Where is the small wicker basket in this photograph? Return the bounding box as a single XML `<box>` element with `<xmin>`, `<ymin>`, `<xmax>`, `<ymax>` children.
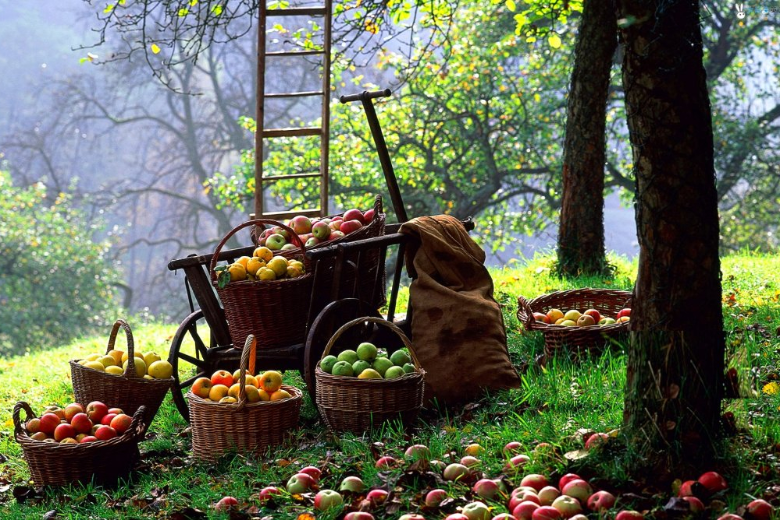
<box><xmin>517</xmin><ymin>288</ymin><xmax>632</xmax><ymax>354</ymax></box>
<box><xmin>187</xmin><ymin>335</ymin><xmax>303</xmax><ymax>462</ymax></box>
<box><xmin>14</xmin><ymin>402</ymin><xmax>147</xmax><ymax>487</ymax></box>
<box><xmin>315</xmin><ymin>317</ymin><xmax>425</xmax><ymax>434</ymax></box>
<box><xmin>210</xmin><ymin>219</ymin><xmax>313</xmax><ymax>350</ymax></box>
<box><xmin>70</xmin><ymin>319</ymin><xmax>172</xmax><ymax>426</ymax></box>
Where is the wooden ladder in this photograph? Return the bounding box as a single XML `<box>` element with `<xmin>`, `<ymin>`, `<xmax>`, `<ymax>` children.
<box><xmin>254</xmin><ymin>0</ymin><xmax>333</xmax><ymax>220</ymax></box>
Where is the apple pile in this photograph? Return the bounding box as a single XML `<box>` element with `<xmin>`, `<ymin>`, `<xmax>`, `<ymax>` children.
<box><xmin>319</xmin><ymin>343</ymin><xmax>417</xmax><ymax>379</ymax></box>
<box><xmin>533</xmin><ymin>307</ymin><xmax>631</xmax><ymax>327</ymax></box>
<box><xmin>23</xmin><ymin>401</ymin><xmax>135</xmax><ymax>444</ymax></box>
<box><xmin>218</xmin><ymin>246</ymin><xmax>305</xmax><ymax>285</ymax></box>
<box><xmin>190</xmin><ymin>369</ymin><xmax>294</xmax><ymax>404</ymax></box>
<box><xmin>76</xmin><ymin>349</ymin><xmax>173</xmax><ymax>379</ymax></box>
<box><xmin>257</xmin><ymin>207</ymin><xmax>377</xmax><ymax>251</ymax></box>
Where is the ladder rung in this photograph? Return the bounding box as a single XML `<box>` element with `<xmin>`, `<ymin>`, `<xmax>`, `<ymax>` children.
<box><xmin>267</xmin><ymin>7</ymin><xmax>326</xmax><ymax>17</ymax></box>
<box><xmin>266</xmin><ymin>50</ymin><xmax>325</xmax><ymax>57</ymax></box>
<box><xmin>252</xmin><ymin>209</ymin><xmax>322</xmax><ymax>220</ymax></box>
<box><xmin>262</xmin><ymin>172</ymin><xmax>321</xmax><ymax>181</ymax></box>
<box><xmin>265</xmin><ymin>91</ymin><xmax>324</xmax><ymax>99</ymax></box>
<box><xmin>263</xmin><ymin>127</ymin><xmax>322</xmax><ymax>138</ymax></box>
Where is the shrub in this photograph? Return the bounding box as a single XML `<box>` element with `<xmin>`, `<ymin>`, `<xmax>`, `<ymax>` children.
<box><xmin>0</xmin><ymin>170</ymin><xmax>122</xmax><ymax>354</ymax></box>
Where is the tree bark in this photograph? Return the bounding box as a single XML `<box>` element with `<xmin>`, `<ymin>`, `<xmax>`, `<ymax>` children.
<box><xmin>557</xmin><ymin>0</ymin><xmax>617</xmax><ymax>276</ymax></box>
<box><xmin>618</xmin><ymin>0</ymin><xmax>725</xmax><ymax>474</ymax></box>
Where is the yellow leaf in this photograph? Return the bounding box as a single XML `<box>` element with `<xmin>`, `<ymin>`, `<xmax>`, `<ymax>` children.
<box><xmin>763</xmin><ymin>382</ymin><xmax>780</xmax><ymax>395</ymax></box>
<box><xmin>151</xmin><ymin>43</ymin><xmax>161</xmax><ymax>54</ymax></box>
<box><xmin>548</xmin><ymin>33</ymin><xmax>562</xmax><ymax>49</ymax></box>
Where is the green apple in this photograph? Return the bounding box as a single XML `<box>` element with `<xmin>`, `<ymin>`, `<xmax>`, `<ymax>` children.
<box><xmin>352</xmin><ymin>360</ymin><xmax>371</xmax><ymax>375</ymax></box>
<box><xmin>599</xmin><ymin>317</ymin><xmax>616</xmax><ymax>325</ymax></box>
<box><xmin>384</xmin><ymin>366</ymin><xmax>405</xmax><ymax>379</ymax></box>
<box><xmin>389</xmin><ymin>349</ymin><xmax>411</xmax><ymax>367</ymax></box>
<box><xmin>320</xmin><ymin>355</ymin><xmax>338</xmax><ymax>373</ymax></box>
<box><xmin>356</xmin><ymin>342</ymin><xmax>378</xmax><ymax>361</ymax></box>
<box><xmin>337</xmin><ymin>349</ymin><xmax>359</xmax><ymax>364</ymax></box>
<box><xmin>561</xmin><ymin>319</ymin><xmax>577</xmax><ymax>327</ymax></box>
<box><xmin>372</xmin><ymin>357</ymin><xmax>394</xmax><ymax>377</ymax></box>
<box><xmin>402</xmin><ymin>363</ymin><xmax>416</xmax><ymax>374</ymax></box>
<box><xmin>332</xmin><ymin>361</ymin><xmax>354</xmax><ymax>377</ymax></box>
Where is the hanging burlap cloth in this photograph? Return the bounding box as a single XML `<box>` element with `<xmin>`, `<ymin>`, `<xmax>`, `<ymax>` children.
<box><xmin>399</xmin><ymin>215</ymin><xmax>521</xmax><ymax>405</ymax></box>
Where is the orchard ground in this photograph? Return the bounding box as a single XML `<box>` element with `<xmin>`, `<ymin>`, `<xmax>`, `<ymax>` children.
<box><xmin>0</xmin><ymin>252</ymin><xmax>778</xmax><ymax>519</ymax></box>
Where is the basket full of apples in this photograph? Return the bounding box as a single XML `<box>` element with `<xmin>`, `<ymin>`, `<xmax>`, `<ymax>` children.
<box><xmin>517</xmin><ymin>288</ymin><xmax>632</xmax><ymax>354</ymax></box>
<box><xmin>69</xmin><ymin>319</ymin><xmax>173</xmax><ymax>427</ymax></box>
<box><xmin>187</xmin><ymin>335</ymin><xmax>303</xmax><ymax>462</ymax></box>
<box><xmin>13</xmin><ymin>400</ymin><xmax>146</xmax><ymax>487</ymax></box>
<box><xmin>315</xmin><ymin>316</ymin><xmax>425</xmax><ymax>434</ymax></box>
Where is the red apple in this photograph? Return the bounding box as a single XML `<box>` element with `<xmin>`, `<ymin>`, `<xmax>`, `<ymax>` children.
<box><xmin>533</xmin><ymin>506</ymin><xmax>563</xmax><ymax>520</ymax></box>
<box><xmin>70</xmin><ymin>413</ymin><xmax>93</xmax><ymax>434</ymax></box>
<box><xmin>678</xmin><ymin>480</ymin><xmax>702</xmax><ymax>497</ymax></box>
<box><xmin>552</xmin><ymin>495</ymin><xmax>583</xmax><ymax>518</ymax></box>
<box><xmin>682</xmin><ymin>496</ymin><xmax>705</xmax><ymax>513</ymax></box>
<box><xmin>533</xmin><ymin>312</ymin><xmax>551</xmax><ymax>324</ymax></box>
<box><xmin>521</xmin><ymin>474</ymin><xmax>550</xmax><ymax>492</ymax></box>
<box><xmin>473</xmin><ymin>479</ymin><xmax>501</xmax><ymax>500</ymax></box>
<box><xmin>257</xmin><ymin>486</ymin><xmax>280</xmax><ymax>503</ymax></box>
<box><xmin>344</xmin><ymin>513</ymin><xmax>375</xmax><ymax>520</ymax></box>
<box><xmin>698</xmin><ymin>471</ymin><xmax>728</xmax><ymax>493</ymax></box>
<box><xmin>363</xmin><ymin>208</ymin><xmax>375</xmax><ymax>222</ymax></box>
<box><xmin>339</xmin><ymin>219</ymin><xmax>363</xmax><ymax>235</ymax></box>
<box><xmin>717</xmin><ymin>515</ymin><xmax>743</xmax><ymax>520</ymax></box>
<box><xmin>445</xmin><ymin>515</ymin><xmax>470</xmax><ymax>520</ymax></box>
<box><xmin>94</xmin><ymin>425</ymin><xmax>117</xmax><ymax>441</ymax></box>
<box><xmin>101</xmin><ymin>413</ymin><xmax>117</xmax><ymax>426</ymax></box>
<box><xmin>330</xmin><ymin>230</ymin><xmax>345</xmax><ymax>240</ymax></box>
<box><xmin>314</xmin><ymin>489</ymin><xmax>343</xmax><ymax>511</ymax></box>
<box><xmin>558</xmin><ymin>474</ymin><xmax>582</xmax><ymax>491</ymax></box>
<box><xmin>511</xmin><ymin>487</ymin><xmax>540</xmax><ymax>497</ymax></box>
<box><xmin>616</xmin><ymin>308</ymin><xmax>631</xmax><ymax>319</ymax></box>
<box><xmin>513</xmin><ymin>501</ymin><xmax>540</xmax><ymax>520</ymax></box>
<box><xmin>215</xmin><ymin>496</ymin><xmax>238</xmax><ymax>511</ymax></box>
<box><xmin>86</xmin><ymin>401</ymin><xmax>109</xmax><ymax>424</ymax></box>
<box><xmin>492</xmin><ymin>515</ymin><xmax>514</xmax><ymax>520</ymax></box>
<box><xmin>405</xmin><ymin>444</ymin><xmax>431</xmax><ymax>460</ymax></box>
<box><xmin>537</xmin><ymin>486</ymin><xmax>560</xmax><ymax>506</ymax></box>
<box><xmin>398</xmin><ymin>515</ymin><xmax>426</xmax><ymax>520</ymax></box>
<box><xmin>375</xmin><ymin>455</ymin><xmax>397</xmax><ymax>469</ymax></box>
<box><xmin>443</xmin><ymin>463</ymin><xmax>471</xmax><ymax>481</ymax></box>
<box><xmin>569</xmin><ymin>516</ymin><xmax>589</xmax><ymax>520</ymax></box>
<box><xmin>109</xmin><ymin>414</ymin><xmax>133</xmax><ymax>435</ymax></box>
<box><xmin>425</xmin><ymin>488</ymin><xmax>448</xmax><ymax>507</ymax></box>
<box><xmin>503</xmin><ymin>441</ymin><xmax>523</xmax><ymax>454</ymax></box>
<box><xmin>584</xmin><ymin>432</ymin><xmax>609</xmax><ymax>449</ymax></box>
<box><xmin>615</xmin><ymin>511</ymin><xmax>644</xmax><ymax>520</ymax></box>
<box><xmin>343</xmin><ymin>209</ymin><xmax>365</xmax><ymax>224</ymax></box>
<box><xmin>38</xmin><ymin>413</ymin><xmax>61</xmax><ymax>435</ymax></box>
<box><xmin>299</xmin><ymin>465</ymin><xmax>322</xmax><ymax>483</ymax></box>
<box><xmin>287</xmin><ymin>472</ymin><xmax>316</xmax><ymax>494</ymax></box>
<box><xmin>366</xmin><ymin>489</ymin><xmax>389</xmax><ymax>506</ymax></box>
<box><xmin>311</xmin><ymin>221</ymin><xmax>331</xmax><ymax>241</ymax></box>
<box><xmin>562</xmin><ymin>480</ymin><xmax>592</xmax><ymax>503</ymax></box>
<box><xmin>583</xmin><ymin>309</ymin><xmax>602</xmax><ymax>323</ymax></box>
<box><xmin>53</xmin><ymin>423</ymin><xmax>76</xmax><ymax>442</ymax></box>
<box><xmin>587</xmin><ymin>491</ymin><xmax>616</xmax><ymax>511</ymax></box>
<box><xmin>290</xmin><ymin>215</ymin><xmax>312</xmax><ymax>234</ymax></box>
<box><xmin>63</xmin><ymin>403</ymin><xmax>84</xmax><ymax>422</ymax></box>
<box><xmin>108</xmin><ymin>407</ymin><xmax>124</xmax><ymax>415</ymax></box>
<box><xmin>462</xmin><ymin>501</ymin><xmax>491</xmax><ymax>520</ymax></box>
<box><xmin>746</xmin><ymin>499</ymin><xmax>773</xmax><ymax>520</ymax></box>
<box><xmin>339</xmin><ymin>475</ymin><xmax>366</xmax><ymax>493</ymax></box>
<box><xmin>504</xmin><ymin>454</ymin><xmax>531</xmax><ymax>472</ymax></box>
<box><xmin>460</xmin><ymin>455</ymin><xmax>480</xmax><ymax>468</ymax></box>
<box><xmin>79</xmin><ymin>435</ymin><xmax>98</xmax><ymax>443</ymax></box>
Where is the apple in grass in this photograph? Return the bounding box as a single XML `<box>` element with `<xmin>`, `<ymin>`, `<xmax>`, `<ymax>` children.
<box><xmin>257</xmin><ymin>486</ymin><xmax>280</xmax><ymax>503</ymax></box>
<box><xmin>339</xmin><ymin>475</ymin><xmax>366</xmax><ymax>493</ymax></box>
<box><xmin>344</xmin><ymin>512</ymin><xmax>375</xmax><ymax>520</ymax></box>
<box><xmin>314</xmin><ymin>489</ymin><xmax>343</xmax><ymax>511</ymax></box>
<box><xmin>504</xmin><ymin>454</ymin><xmax>531</xmax><ymax>473</ymax></box>
<box><xmin>425</xmin><ymin>489</ymin><xmax>448</xmax><ymax>507</ymax></box>
<box><xmin>405</xmin><ymin>444</ymin><xmax>431</xmax><ymax>461</ymax></box>
<box><xmin>746</xmin><ymin>499</ymin><xmax>773</xmax><ymax>520</ymax></box>
<box><xmin>473</xmin><ymin>479</ymin><xmax>502</xmax><ymax>500</ymax></box>
<box><xmin>682</xmin><ymin>496</ymin><xmax>705</xmax><ymax>513</ymax></box>
<box><xmin>503</xmin><ymin>441</ymin><xmax>523</xmax><ymax>454</ymax></box>
<box><xmin>462</xmin><ymin>501</ymin><xmax>491</xmax><ymax>520</ymax></box>
<box><xmin>366</xmin><ymin>489</ymin><xmax>389</xmax><ymax>506</ymax></box>
<box><xmin>460</xmin><ymin>455</ymin><xmax>481</xmax><ymax>468</ymax></box>
<box><xmin>492</xmin><ymin>515</ymin><xmax>515</xmax><ymax>520</ymax></box>
<box><xmin>558</xmin><ymin>474</ymin><xmax>582</xmax><ymax>490</ymax></box>
<box><xmin>214</xmin><ymin>496</ymin><xmax>238</xmax><ymax>511</ymax></box>
<box><xmin>521</xmin><ymin>474</ymin><xmax>550</xmax><ymax>492</ymax></box>
<box><xmin>551</xmin><ymin>495</ymin><xmax>583</xmax><ymax>518</ymax></box>
<box><xmin>615</xmin><ymin>511</ymin><xmax>645</xmax><ymax>520</ymax></box>
<box><xmin>538</xmin><ymin>486</ymin><xmax>561</xmax><ymax>506</ymax></box>
<box><xmin>584</xmin><ymin>432</ymin><xmax>609</xmax><ymax>449</ymax></box>
<box><xmin>445</xmin><ymin>515</ymin><xmax>470</xmax><ymax>520</ymax></box>
<box><xmin>287</xmin><ymin>472</ymin><xmax>316</xmax><ymax>494</ymax></box>
<box><xmin>398</xmin><ymin>515</ymin><xmax>426</xmax><ymax>520</ymax></box>
<box><xmin>561</xmin><ymin>480</ymin><xmax>592</xmax><ymax>504</ymax></box>
<box><xmin>513</xmin><ymin>501</ymin><xmax>541</xmax><ymax>520</ymax></box>
<box><xmin>298</xmin><ymin>465</ymin><xmax>322</xmax><ymax>483</ymax></box>
<box><xmin>587</xmin><ymin>490</ymin><xmax>616</xmax><ymax>511</ymax></box>
<box><xmin>533</xmin><ymin>506</ymin><xmax>563</xmax><ymax>520</ymax></box>
<box><xmin>443</xmin><ymin>463</ymin><xmax>471</xmax><ymax>481</ymax></box>
<box><xmin>698</xmin><ymin>471</ymin><xmax>728</xmax><ymax>493</ymax></box>
<box><xmin>375</xmin><ymin>455</ymin><xmax>397</xmax><ymax>469</ymax></box>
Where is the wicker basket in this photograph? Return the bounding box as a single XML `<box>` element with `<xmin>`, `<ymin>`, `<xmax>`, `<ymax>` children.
<box><xmin>315</xmin><ymin>317</ymin><xmax>425</xmax><ymax>434</ymax></box>
<box><xmin>14</xmin><ymin>401</ymin><xmax>147</xmax><ymax>487</ymax></box>
<box><xmin>70</xmin><ymin>319</ymin><xmax>172</xmax><ymax>426</ymax></box>
<box><xmin>187</xmin><ymin>335</ymin><xmax>303</xmax><ymax>462</ymax></box>
<box><xmin>517</xmin><ymin>288</ymin><xmax>632</xmax><ymax>354</ymax></box>
<box><xmin>210</xmin><ymin>219</ymin><xmax>313</xmax><ymax>350</ymax></box>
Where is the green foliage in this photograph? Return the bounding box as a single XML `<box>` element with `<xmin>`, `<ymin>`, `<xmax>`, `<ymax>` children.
<box><xmin>0</xmin><ymin>170</ymin><xmax>122</xmax><ymax>355</ymax></box>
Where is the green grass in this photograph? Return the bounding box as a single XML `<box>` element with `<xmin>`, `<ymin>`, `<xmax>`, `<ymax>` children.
<box><xmin>0</xmin><ymin>252</ymin><xmax>778</xmax><ymax>519</ymax></box>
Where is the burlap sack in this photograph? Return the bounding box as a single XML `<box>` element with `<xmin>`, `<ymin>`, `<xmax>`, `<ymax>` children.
<box><xmin>399</xmin><ymin>215</ymin><xmax>521</xmax><ymax>405</ymax></box>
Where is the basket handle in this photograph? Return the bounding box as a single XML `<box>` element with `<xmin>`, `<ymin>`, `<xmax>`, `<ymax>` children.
<box><xmin>517</xmin><ymin>295</ymin><xmax>537</xmax><ymax>330</ymax></box>
<box><xmin>236</xmin><ymin>335</ymin><xmax>257</xmax><ymax>410</ymax></box>
<box><xmin>370</xmin><ymin>194</ymin><xmax>383</xmax><ymax>219</ymax></box>
<box><xmin>127</xmin><ymin>404</ymin><xmax>148</xmax><ymax>437</ymax></box>
<box><xmin>321</xmin><ymin>316</ymin><xmax>422</xmax><ymax>370</ymax></box>
<box><xmin>12</xmin><ymin>401</ymin><xmax>35</xmax><ymax>437</ymax></box>
<box><xmin>209</xmin><ymin>219</ymin><xmax>306</xmax><ymax>282</ymax></box>
<box><xmin>104</xmin><ymin>319</ymin><xmax>138</xmax><ymax>378</ymax></box>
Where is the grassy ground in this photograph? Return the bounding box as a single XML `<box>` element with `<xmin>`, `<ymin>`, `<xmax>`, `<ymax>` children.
<box><xmin>0</xmin><ymin>252</ymin><xmax>778</xmax><ymax>519</ymax></box>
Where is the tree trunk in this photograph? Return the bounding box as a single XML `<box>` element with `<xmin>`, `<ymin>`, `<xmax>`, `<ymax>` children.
<box><xmin>618</xmin><ymin>0</ymin><xmax>725</xmax><ymax>475</ymax></box>
<box><xmin>556</xmin><ymin>0</ymin><xmax>617</xmax><ymax>276</ymax></box>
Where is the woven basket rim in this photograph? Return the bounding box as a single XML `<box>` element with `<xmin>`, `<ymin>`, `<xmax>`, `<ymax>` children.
<box><xmin>518</xmin><ymin>288</ymin><xmax>632</xmax><ymax>333</ymax></box>
<box><xmin>315</xmin><ymin>365</ymin><xmax>425</xmax><ymax>385</ymax></box>
<box><xmin>186</xmin><ymin>383</ymin><xmax>303</xmax><ymax>409</ymax></box>
<box><xmin>68</xmin><ymin>359</ymin><xmax>174</xmax><ymax>386</ymax></box>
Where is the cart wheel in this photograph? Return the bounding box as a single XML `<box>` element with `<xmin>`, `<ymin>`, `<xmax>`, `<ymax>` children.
<box><xmin>303</xmin><ymin>298</ymin><xmax>382</xmax><ymax>399</ymax></box>
<box><xmin>168</xmin><ymin>309</ymin><xmax>220</xmax><ymax>421</ymax></box>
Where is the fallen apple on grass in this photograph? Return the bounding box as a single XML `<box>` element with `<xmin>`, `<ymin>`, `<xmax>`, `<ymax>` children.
<box><xmin>375</xmin><ymin>455</ymin><xmax>397</xmax><ymax>469</ymax></box>
<box><xmin>521</xmin><ymin>474</ymin><xmax>550</xmax><ymax>492</ymax></box>
<box><xmin>214</xmin><ymin>496</ymin><xmax>238</xmax><ymax>511</ymax></box>
<box><xmin>257</xmin><ymin>486</ymin><xmax>280</xmax><ymax>503</ymax></box>
<box><xmin>286</xmin><ymin>472</ymin><xmax>316</xmax><ymax>494</ymax></box>
<box><xmin>339</xmin><ymin>475</ymin><xmax>366</xmax><ymax>493</ymax></box>
<box><xmin>698</xmin><ymin>471</ymin><xmax>728</xmax><ymax>493</ymax></box>
<box><xmin>512</xmin><ymin>501</ymin><xmax>541</xmax><ymax>520</ymax></box>
<box><xmin>561</xmin><ymin>479</ymin><xmax>592</xmax><ymax>503</ymax></box>
<box><xmin>425</xmin><ymin>489</ymin><xmax>448</xmax><ymax>507</ymax></box>
<box><xmin>443</xmin><ymin>463</ymin><xmax>471</xmax><ymax>481</ymax></box>
<box><xmin>615</xmin><ymin>511</ymin><xmax>645</xmax><ymax>520</ymax></box>
<box><xmin>552</xmin><ymin>495</ymin><xmax>583</xmax><ymax>518</ymax></box>
<box><xmin>314</xmin><ymin>489</ymin><xmax>343</xmax><ymax>511</ymax></box>
<box><xmin>538</xmin><ymin>486</ymin><xmax>561</xmax><ymax>506</ymax></box>
<box><xmin>473</xmin><ymin>478</ymin><xmax>502</xmax><ymax>500</ymax></box>
<box><xmin>533</xmin><ymin>505</ymin><xmax>563</xmax><ymax>520</ymax></box>
<box><xmin>462</xmin><ymin>501</ymin><xmax>491</xmax><ymax>520</ymax></box>
<box><xmin>504</xmin><ymin>454</ymin><xmax>531</xmax><ymax>473</ymax></box>
<box><xmin>587</xmin><ymin>490</ymin><xmax>616</xmax><ymax>511</ymax></box>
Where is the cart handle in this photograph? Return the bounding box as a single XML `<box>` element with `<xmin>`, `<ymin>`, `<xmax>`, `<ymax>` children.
<box><xmin>339</xmin><ymin>89</ymin><xmax>391</xmax><ymax>104</ymax></box>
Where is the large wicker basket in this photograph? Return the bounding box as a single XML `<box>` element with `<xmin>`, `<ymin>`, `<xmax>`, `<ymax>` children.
<box><xmin>187</xmin><ymin>335</ymin><xmax>303</xmax><ymax>462</ymax></box>
<box><xmin>70</xmin><ymin>319</ymin><xmax>172</xmax><ymax>426</ymax></box>
<box><xmin>210</xmin><ymin>219</ymin><xmax>313</xmax><ymax>350</ymax></box>
<box><xmin>14</xmin><ymin>402</ymin><xmax>147</xmax><ymax>487</ymax></box>
<box><xmin>517</xmin><ymin>288</ymin><xmax>632</xmax><ymax>354</ymax></box>
<box><xmin>315</xmin><ymin>317</ymin><xmax>425</xmax><ymax>434</ymax></box>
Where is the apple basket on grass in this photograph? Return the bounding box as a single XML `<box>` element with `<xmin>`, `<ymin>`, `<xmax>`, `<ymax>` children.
<box><xmin>210</xmin><ymin>219</ymin><xmax>313</xmax><ymax>351</ymax></box>
<box><xmin>315</xmin><ymin>317</ymin><xmax>425</xmax><ymax>434</ymax></box>
<box><xmin>517</xmin><ymin>288</ymin><xmax>632</xmax><ymax>355</ymax></box>
<box><xmin>187</xmin><ymin>334</ymin><xmax>303</xmax><ymax>463</ymax></box>
<box><xmin>13</xmin><ymin>402</ymin><xmax>147</xmax><ymax>487</ymax></box>
<box><xmin>69</xmin><ymin>319</ymin><xmax>172</xmax><ymax>427</ymax></box>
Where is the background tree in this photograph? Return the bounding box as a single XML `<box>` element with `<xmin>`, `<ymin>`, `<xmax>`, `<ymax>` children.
<box><xmin>556</xmin><ymin>0</ymin><xmax>617</xmax><ymax>276</ymax></box>
<box><xmin>617</xmin><ymin>0</ymin><xmax>725</xmax><ymax>473</ymax></box>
